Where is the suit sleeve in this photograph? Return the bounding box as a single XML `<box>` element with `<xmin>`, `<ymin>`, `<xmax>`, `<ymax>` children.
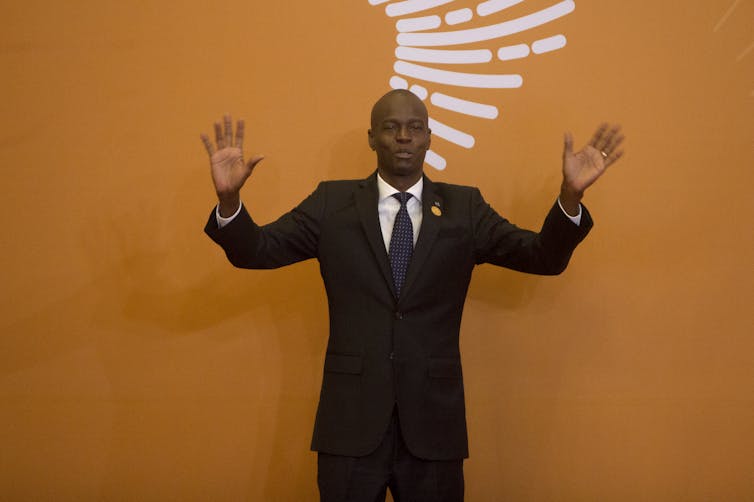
<box><xmin>204</xmin><ymin>183</ymin><xmax>325</xmax><ymax>269</ymax></box>
<box><xmin>471</xmin><ymin>188</ymin><xmax>593</xmax><ymax>275</ymax></box>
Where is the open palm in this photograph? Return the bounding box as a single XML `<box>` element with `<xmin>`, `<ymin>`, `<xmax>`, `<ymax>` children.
<box><xmin>562</xmin><ymin>123</ymin><xmax>624</xmax><ymax>195</ymax></box>
<box><xmin>200</xmin><ymin>115</ymin><xmax>264</xmax><ymax>199</ymax></box>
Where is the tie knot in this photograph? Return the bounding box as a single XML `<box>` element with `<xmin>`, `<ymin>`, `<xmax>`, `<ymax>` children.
<box><xmin>392</xmin><ymin>192</ymin><xmax>412</xmax><ymax>206</ymax></box>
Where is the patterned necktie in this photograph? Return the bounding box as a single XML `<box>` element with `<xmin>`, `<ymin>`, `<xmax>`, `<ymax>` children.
<box><xmin>389</xmin><ymin>192</ymin><xmax>413</xmax><ymax>296</ymax></box>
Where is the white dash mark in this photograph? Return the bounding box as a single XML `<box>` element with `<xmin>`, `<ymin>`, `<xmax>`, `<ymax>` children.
<box><xmin>386</xmin><ymin>0</ymin><xmax>456</xmax><ymax>17</ymax></box>
<box><xmin>429</xmin><ymin>117</ymin><xmax>475</xmax><ymax>148</ymax></box>
<box><xmin>425</xmin><ymin>149</ymin><xmax>447</xmax><ymax>170</ymax></box>
<box><xmin>713</xmin><ymin>0</ymin><xmax>742</xmax><ymax>33</ymax></box>
<box><xmin>445</xmin><ymin>8</ymin><xmax>473</xmax><ymax>25</ymax></box>
<box><xmin>390</xmin><ymin>76</ymin><xmax>409</xmax><ymax>89</ymax></box>
<box><xmin>531</xmin><ymin>34</ymin><xmax>566</xmax><ymax>54</ymax></box>
<box><xmin>410</xmin><ymin>85</ymin><xmax>429</xmax><ymax>100</ymax></box>
<box><xmin>397</xmin><ymin>0</ymin><xmax>575</xmax><ymax>47</ymax></box>
<box><xmin>396</xmin><ymin>46</ymin><xmax>492</xmax><ymax>64</ymax></box>
<box><xmin>395</xmin><ymin>61</ymin><xmax>523</xmax><ymax>88</ymax></box>
<box><xmin>431</xmin><ymin>92</ymin><xmax>499</xmax><ymax>119</ymax></box>
<box><xmin>736</xmin><ymin>41</ymin><xmax>754</xmax><ymax>62</ymax></box>
<box><xmin>369</xmin><ymin>0</ymin><xmax>391</xmax><ymax>4</ymax></box>
<box><xmin>497</xmin><ymin>43</ymin><xmax>530</xmax><ymax>60</ymax></box>
<box><xmin>477</xmin><ymin>0</ymin><xmax>524</xmax><ymax>17</ymax></box>
<box><xmin>397</xmin><ymin>15</ymin><xmax>442</xmax><ymax>32</ymax></box>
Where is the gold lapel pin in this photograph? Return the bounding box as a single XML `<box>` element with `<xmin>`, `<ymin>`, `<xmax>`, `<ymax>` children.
<box><xmin>431</xmin><ymin>203</ymin><xmax>442</xmax><ymax>217</ymax></box>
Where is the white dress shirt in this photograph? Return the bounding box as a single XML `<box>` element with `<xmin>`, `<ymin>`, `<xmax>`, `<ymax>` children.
<box><xmin>376</xmin><ymin>173</ymin><xmax>423</xmax><ymax>251</ymax></box>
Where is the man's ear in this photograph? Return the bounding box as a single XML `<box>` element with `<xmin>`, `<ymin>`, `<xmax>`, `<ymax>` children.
<box><xmin>427</xmin><ymin>128</ymin><xmax>431</xmax><ymax>150</ymax></box>
<box><xmin>367</xmin><ymin>129</ymin><xmax>375</xmax><ymax>150</ymax></box>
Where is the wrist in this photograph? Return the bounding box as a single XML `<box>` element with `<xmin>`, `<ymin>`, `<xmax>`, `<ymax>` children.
<box><xmin>217</xmin><ymin>191</ymin><xmax>241</xmax><ymax>218</ymax></box>
<box><xmin>559</xmin><ymin>184</ymin><xmax>583</xmax><ymax>217</ymax></box>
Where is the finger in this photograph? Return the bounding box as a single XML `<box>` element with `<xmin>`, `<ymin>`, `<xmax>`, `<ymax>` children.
<box><xmin>563</xmin><ymin>132</ymin><xmax>574</xmax><ymax>157</ymax></box>
<box><xmin>246</xmin><ymin>155</ymin><xmax>265</xmax><ymax>174</ymax></box>
<box><xmin>235</xmin><ymin>119</ymin><xmax>245</xmax><ymax>150</ymax></box>
<box><xmin>214</xmin><ymin>122</ymin><xmax>225</xmax><ymax>149</ymax></box>
<box><xmin>200</xmin><ymin>133</ymin><xmax>215</xmax><ymax>156</ymax></box>
<box><xmin>224</xmin><ymin>115</ymin><xmax>233</xmax><ymax>148</ymax></box>
<box><xmin>604</xmin><ymin>132</ymin><xmax>625</xmax><ymax>155</ymax></box>
<box><xmin>599</xmin><ymin>125</ymin><xmax>620</xmax><ymax>152</ymax></box>
<box><xmin>605</xmin><ymin>149</ymin><xmax>624</xmax><ymax>168</ymax></box>
<box><xmin>589</xmin><ymin>123</ymin><xmax>609</xmax><ymax>149</ymax></box>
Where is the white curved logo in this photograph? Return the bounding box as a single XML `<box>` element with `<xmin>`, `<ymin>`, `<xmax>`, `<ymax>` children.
<box><xmin>369</xmin><ymin>0</ymin><xmax>576</xmax><ymax>170</ymax></box>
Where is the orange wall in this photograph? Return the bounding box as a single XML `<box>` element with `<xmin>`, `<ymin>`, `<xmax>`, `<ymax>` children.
<box><xmin>1</xmin><ymin>0</ymin><xmax>752</xmax><ymax>499</ymax></box>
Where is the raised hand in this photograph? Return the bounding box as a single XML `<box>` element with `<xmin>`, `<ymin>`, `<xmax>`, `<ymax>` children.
<box><xmin>561</xmin><ymin>123</ymin><xmax>625</xmax><ymax>198</ymax></box>
<box><xmin>200</xmin><ymin>115</ymin><xmax>264</xmax><ymax>216</ymax></box>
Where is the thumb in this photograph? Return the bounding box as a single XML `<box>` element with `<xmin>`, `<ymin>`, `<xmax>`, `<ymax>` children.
<box><xmin>246</xmin><ymin>155</ymin><xmax>265</xmax><ymax>173</ymax></box>
<box><xmin>563</xmin><ymin>132</ymin><xmax>574</xmax><ymax>158</ymax></box>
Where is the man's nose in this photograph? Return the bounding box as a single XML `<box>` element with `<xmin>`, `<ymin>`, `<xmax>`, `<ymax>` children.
<box><xmin>396</xmin><ymin>125</ymin><xmax>411</xmax><ymax>142</ymax></box>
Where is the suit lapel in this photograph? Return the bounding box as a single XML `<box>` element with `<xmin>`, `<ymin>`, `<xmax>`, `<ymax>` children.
<box><xmin>354</xmin><ymin>173</ymin><xmax>395</xmax><ymax>297</ymax></box>
<box><xmin>401</xmin><ymin>175</ymin><xmax>442</xmax><ymax>300</ymax></box>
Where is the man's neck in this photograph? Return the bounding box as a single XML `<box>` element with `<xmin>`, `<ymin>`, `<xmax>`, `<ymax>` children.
<box><xmin>377</xmin><ymin>170</ymin><xmax>423</xmax><ymax>192</ymax></box>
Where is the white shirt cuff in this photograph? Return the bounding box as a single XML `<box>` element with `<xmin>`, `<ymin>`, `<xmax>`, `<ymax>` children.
<box><xmin>557</xmin><ymin>197</ymin><xmax>582</xmax><ymax>226</ymax></box>
<box><xmin>215</xmin><ymin>201</ymin><xmax>243</xmax><ymax>228</ymax></box>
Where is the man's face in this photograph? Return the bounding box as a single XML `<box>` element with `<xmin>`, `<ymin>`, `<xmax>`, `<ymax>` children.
<box><xmin>368</xmin><ymin>91</ymin><xmax>431</xmax><ymax>185</ymax></box>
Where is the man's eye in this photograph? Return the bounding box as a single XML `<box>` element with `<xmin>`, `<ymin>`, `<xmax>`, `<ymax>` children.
<box><xmin>410</xmin><ymin>124</ymin><xmax>424</xmax><ymax>131</ymax></box>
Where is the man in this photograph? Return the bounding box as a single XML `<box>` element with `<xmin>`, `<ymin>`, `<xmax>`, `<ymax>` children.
<box><xmin>201</xmin><ymin>89</ymin><xmax>624</xmax><ymax>501</ymax></box>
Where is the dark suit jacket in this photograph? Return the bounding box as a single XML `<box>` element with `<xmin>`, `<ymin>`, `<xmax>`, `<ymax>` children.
<box><xmin>205</xmin><ymin>172</ymin><xmax>592</xmax><ymax>460</ymax></box>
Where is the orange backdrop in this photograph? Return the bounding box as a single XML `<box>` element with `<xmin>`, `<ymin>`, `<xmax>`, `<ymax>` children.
<box><xmin>1</xmin><ymin>0</ymin><xmax>753</xmax><ymax>500</ymax></box>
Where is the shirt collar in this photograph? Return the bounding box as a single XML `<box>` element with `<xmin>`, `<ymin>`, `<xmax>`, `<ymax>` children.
<box><xmin>376</xmin><ymin>172</ymin><xmax>423</xmax><ymax>203</ymax></box>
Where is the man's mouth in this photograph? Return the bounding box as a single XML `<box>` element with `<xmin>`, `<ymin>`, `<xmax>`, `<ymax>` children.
<box><xmin>395</xmin><ymin>151</ymin><xmax>413</xmax><ymax>159</ymax></box>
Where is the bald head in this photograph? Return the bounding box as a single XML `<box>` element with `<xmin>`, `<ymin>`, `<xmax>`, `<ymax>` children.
<box><xmin>370</xmin><ymin>89</ymin><xmax>428</xmax><ymax>130</ymax></box>
<box><xmin>368</xmin><ymin>89</ymin><xmax>431</xmax><ymax>191</ymax></box>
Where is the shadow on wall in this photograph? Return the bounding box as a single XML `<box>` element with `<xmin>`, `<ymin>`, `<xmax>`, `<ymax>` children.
<box><xmin>0</xmin><ymin>200</ymin><xmax>328</xmax><ymax>374</ymax></box>
<box><xmin>0</xmin><ymin>203</ymin><xmax>328</xmax><ymax>498</ymax></box>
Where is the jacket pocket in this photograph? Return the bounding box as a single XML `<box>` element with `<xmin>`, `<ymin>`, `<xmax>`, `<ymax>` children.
<box><xmin>324</xmin><ymin>353</ymin><xmax>363</xmax><ymax>375</ymax></box>
<box><xmin>428</xmin><ymin>357</ymin><xmax>462</xmax><ymax>378</ymax></box>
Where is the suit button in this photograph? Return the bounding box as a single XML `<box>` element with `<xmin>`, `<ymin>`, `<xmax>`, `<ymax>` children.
<box><xmin>389</xmin><ymin>352</ymin><xmax>394</xmax><ymax>360</ymax></box>
<box><xmin>395</xmin><ymin>311</ymin><xmax>403</xmax><ymax>320</ymax></box>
